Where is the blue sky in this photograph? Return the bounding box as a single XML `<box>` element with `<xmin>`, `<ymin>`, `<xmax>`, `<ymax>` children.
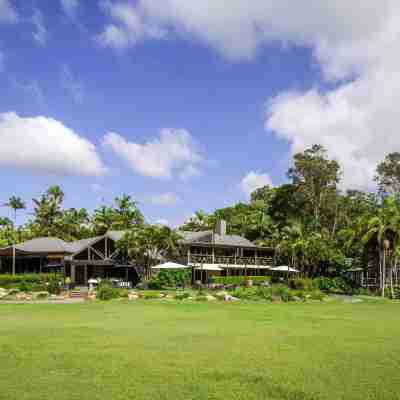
<box><xmin>0</xmin><ymin>1</ymin><xmax>398</xmax><ymax>226</ymax></box>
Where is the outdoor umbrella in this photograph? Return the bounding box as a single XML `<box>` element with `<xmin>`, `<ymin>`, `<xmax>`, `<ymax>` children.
<box><xmin>151</xmin><ymin>262</ymin><xmax>190</xmax><ymax>270</ymax></box>
<box><xmin>270</xmin><ymin>266</ymin><xmax>299</xmax><ymax>273</ymax></box>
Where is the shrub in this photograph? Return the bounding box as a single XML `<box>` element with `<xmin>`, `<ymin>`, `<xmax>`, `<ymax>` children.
<box><xmin>0</xmin><ymin>273</ymin><xmax>52</xmax><ymax>288</ymax></box>
<box><xmin>255</xmin><ymin>286</ymin><xmax>273</xmax><ymax>301</ymax></box>
<box><xmin>35</xmin><ymin>291</ymin><xmax>49</xmax><ymax>300</ymax></box>
<box><xmin>97</xmin><ymin>281</ymin><xmax>119</xmax><ymax>301</ymax></box>
<box><xmin>117</xmin><ymin>289</ymin><xmax>130</xmax><ymax>298</ymax></box>
<box><xmin>273</xmin><ymin>286</ymin><xmax>292</xmax><ymax>302</ymax></box>
<box><xmin>230</xmin><ymin>287</ymin><xmax>259</xmax><ymax>300</ymax></box>
<box><xmin>292</xmin><ymin>290</ymin><xmax>307</xmax><ymax>301</ymax></box>
<box><xmin>8</xmin><ymin>288</ymin><xmax>20</xmax><ymax>296</ymax></box>
<box><xmin>142</xmin><ymin>291</ymin><xmax>160</xmax><ymax>300</ymax></box>
<box><xmin>175</xmin><ymin>292</ymin><xmax>191</xmax><ymax>300</ymax></box>
<box><xmin>313</xmin><ymin>276</ymin><xmax>352</xmax><ymax>294</ymax></box>
<box><xmin>47</xmin><ymin>278</ymin><xmax>61</xmax><ymax>295</ymax></box>
<box><xmin>213</xmin><ymin>276</ymin><xmax>271</xmax><ymax>286</ymax></box>
<box><xmin>148</xmin><ymin>269</ymin><xmax>192</xmax><ymax>289</ymax></box>
<box><xmin>18</xmin><ymin>281</ymin><xmax>31</xmax><ymax>292</ymax></box>
<box><xmin>309</xmin><ymin>290</ymin><xmax>325</xmax><ymax>301</ymax></box>
<box><xmin>289</xmin><ymin>278</ymin><xmax>313</xmax><ymax>291</ymax></box>
<box><xmin>195</xmin><ymin>295</ymin><xmax>208</xmax><ymax>301</ymax></box>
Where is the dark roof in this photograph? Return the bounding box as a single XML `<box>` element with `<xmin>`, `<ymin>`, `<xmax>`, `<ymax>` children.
<box><xmin>179</xmin><ymin>230</ymin><xmax>257</xmax><ymax>248</ymax></box>
<box><xmin>0</xmin><ymin>231</ymin><xmax>127</xmax><ymax>256</ymax></box>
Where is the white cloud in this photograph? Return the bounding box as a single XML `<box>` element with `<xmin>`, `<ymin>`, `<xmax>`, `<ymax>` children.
<box><xmin>60</xmin><ymin>0</ymin><xmax>79</xmax><ymax>19</ymax></box>
<box><xmin>149</xmin><ymin>193</ymin><xmax>180</xmax><ymax>206</ymax></box>
<box><xmin>32</xmin><ymin>9</ymin><xmax>47</xmax><ymax>46</ymax></box>
<box><xmin>0</xmin><ymin>0</ymin><xmax>17</xmax><ymax>23</ymax></box>
<box><xmin>97</xmin><ymin>0</ymin><xmax>166</xmax><ymax>49</ymax></box>
<box><xmin>0</xmin><ymin>112</ymin><xmax>107</xmax><ymax>176</ymax></box>
<box><xmin>154</xmin><ymin>219</ymin><xmax>170</xmax><ymax>226</ymax></box>
<box><xmin>61</xmin><ymin>65</ymin><xmax>84</xmax><ymax>104</ymax></box>
<box><xmin>264</xmin><ymin>3</ymin><xmax>400</xmax><ymax>190</ymax></box>
<box><xmin>103</xmin><ymin>128</ymin><xmax>202</xmax><ymax>179</ymax></box>
<box><xmin>240</xmin><ymin>171</ymin><xmax>273</xmax><ymax>197</ymax></box>
<box><xmin>179</xmin><ymin>165</ymin><xmax>201</xmax><ymax>180</ymax></box>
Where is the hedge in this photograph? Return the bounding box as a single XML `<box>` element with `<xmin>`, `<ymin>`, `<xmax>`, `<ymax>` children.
<box><xmin>0</xmin><ymin>274</ymin><xmax>52</xmax><ymax>288</ymax></box>
<box><xmin>213</xmin><ymin>276</ymin><xmax>271</xmax><ymax>285</ymax></box>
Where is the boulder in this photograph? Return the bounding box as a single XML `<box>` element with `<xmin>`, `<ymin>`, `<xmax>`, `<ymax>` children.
<box><xmin>205</xmin><ymin>294</ymin><xmax>217</xmax><ymax>301</ymax></box>
<box><xmin>215</xmin><ymin>291</ymin><xmax>229</xmax><ymax>300</ymax></box>
<box><xmin>224</xmin><ymin>294</ymin><xmax>239</xmax><ymax>302</ymax></box>
<box><xmin>128</xmin><ymin>293</ymin><xmax>139</xmax><ymax>301</ymax></box>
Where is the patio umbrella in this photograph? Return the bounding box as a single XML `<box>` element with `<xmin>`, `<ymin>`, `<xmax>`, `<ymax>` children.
<box><xmin>270</xmin><ymin>266</ymin><xmax>299</xmax><ymax>273</ymax></box>
<box><xmin>151</xmin><ymin>262</ymin><xmax>190</xmax><ymax>270</ymax></box>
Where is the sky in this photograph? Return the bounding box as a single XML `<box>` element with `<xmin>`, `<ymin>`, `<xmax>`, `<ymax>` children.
<box><xmin>0</xmin><ymin>0</ymin><xmax>399</xmax><ymax>226</ymax></box>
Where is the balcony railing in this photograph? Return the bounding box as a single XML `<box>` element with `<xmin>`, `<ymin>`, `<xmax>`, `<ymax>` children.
<box><xmin>187</xmin><ymin>254</ymin><xmax>273</xmax><ymax>266</ymax></box>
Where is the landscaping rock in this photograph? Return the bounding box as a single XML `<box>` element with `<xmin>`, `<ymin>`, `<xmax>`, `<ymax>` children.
<box><xmin>128</xmin><ymin>292</ymin><xmax>139</xmax><ymax>301</ymax></box>
<box><xmin>206</xmin><ymin>295</ymin><xmax>217</xmax><ymax>301</ymax></box>
<box><xmin>215</xmin><ymin>290</ymin><xmax>229</xmax><ymax>300</ymax></box>
<box><xmin>224</xmin><ymin>294</ymin><xmax>239</xmax><ymax>302</ymax></box>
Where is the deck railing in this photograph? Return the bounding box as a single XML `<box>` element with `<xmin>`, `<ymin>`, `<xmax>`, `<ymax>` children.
<box><xmin>187</xmin><ymin>254</ymin><xmax>273</xmax><ymax>266</ymax></box>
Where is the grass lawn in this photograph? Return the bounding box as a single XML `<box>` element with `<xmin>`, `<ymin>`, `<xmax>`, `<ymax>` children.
<box><xmin>1</xmin><ymin>299</ymin><xmax>400</xmax><ymax>400</ymax></box>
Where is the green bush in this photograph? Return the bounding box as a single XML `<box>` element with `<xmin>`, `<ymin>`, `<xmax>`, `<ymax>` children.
<box><xmin>142</xmin><ymin>291</ymin><xmax>160</xmax><ymax>300</ymax></box>
<box><xmin>97</xmin><ymin>281</ymin><xmax>119</xmax><ymax>301</ymax></box>
<box><xmin>117</xmin><ymin>289</ymin><xmax>130</xmax><ymax>298</ymax></box>
<box><xmin>195</xmin><ymin>295</ymin><xmax>208</xmax><ymax>301</ymax></box>
<box><xmin>148</xmin><ymin>269</ymin><xmax>192</xmax><ymax>290</ymax></box>
<box><xmin>175</xmin><ymin>292</ymin><xmax>191</xmax><ymax>300</ymax></box>
<box><xmin>289</xmin><ymin>278</ymin><xmax>313</xmax><ymax>291</ymax></box>
<box><xmin>35</xmin><ymin>291</ymin><xmax>49</xmax><ymax>300</ymax></box>
<box><xmin>292</xmin><ymin>290</ymin><xmax>307</xmax><ymax>300</ymax></box>
<box><xmin>47</xmin><ymin>278</ymin><xmax>61</xmax><ymax>295</ymax></box>
<box><xmin>255</xmin><ymin>286</ymin><xmax>273</xmax><ymax>301</ymax></box>
<box><xmin>0</xmin><ymin>273</ymin><xmax>52</xmax><ymax>288</ymax></box>
<box><xmin>273</xmin><ymin>286</ymin><xmax>292</xmax><ymax>302</ymax></box>
<box><xmin>213</xmin><ymin>276</ymin><xmax>271</xmax><ymax>286</ymax></box>
<box><xmin>313</xmin><ymin>276</ymin><xmax>352</xmax><ymax>294</ymax></box>
<box><xmin>309</xmin><ymin>290</ymin><xmax>325</xmax><ymax>301</ymax></box>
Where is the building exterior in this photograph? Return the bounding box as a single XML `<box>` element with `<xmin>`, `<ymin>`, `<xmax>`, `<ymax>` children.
<box><xmin>0</xmin><ymin>221</ymin><xmax>275</xmax><ymax>286</ymax></box>
<box><xmin>176</xmin><ymin>221</ymin><xmax>274</xmax><ymax>283</ymax></box>
<box><xmin>0</xmin><ymin>231</ymin><xmax>139</xmax><ymax>286</ymax></box>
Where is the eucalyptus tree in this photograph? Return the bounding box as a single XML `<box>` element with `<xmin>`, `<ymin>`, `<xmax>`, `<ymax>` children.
<box><xmin>288</xmin><ymin>145</ymin><xmax>341</xmax><ymax>224</ymax></box>
<box><xmin>375</xmin><ymin>152</ymin><xmax>400</xmax><ymax>196</ymax></box>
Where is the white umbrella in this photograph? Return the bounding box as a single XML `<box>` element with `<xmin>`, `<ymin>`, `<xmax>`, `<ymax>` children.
<box><xmin>270</xmin><ymin>266</ymin><xmax>299</xmax><ymax>273</ymax></box>
<box><xmin>151</xmin><ymin>262</ymin><xmax>189</xmax><ymax>270</ymax></box>
<box><xmin>194</xmin><ymin>264</ymin><xmax>222</xmax><ymax>271</ymax></box>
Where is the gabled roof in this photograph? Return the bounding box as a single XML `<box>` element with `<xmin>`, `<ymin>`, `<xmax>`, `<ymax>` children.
<box><xmin>0</xmin><ymin>237</ymin><xmax>72</xmax><ymax>256</ymax></box>
<box><xmin>178</xmin><ymin>230</ymin><xmax>257</xmax><ymax>248</ymax></box>
<box><xmin>0</xmin><ymin>231</ymin><xmax>128</xmax><ymax>257</ymax></box>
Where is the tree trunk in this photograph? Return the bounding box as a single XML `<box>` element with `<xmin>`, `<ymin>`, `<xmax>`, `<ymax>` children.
<box><xmin>391</xmin><ymin>256</ymin><xmax>396</xmax><ymax>299</ymax></box>
<box><xmin>382</xmin><ymin>248</ymin><xmax>386</xmax><ymax>298</ymax></box>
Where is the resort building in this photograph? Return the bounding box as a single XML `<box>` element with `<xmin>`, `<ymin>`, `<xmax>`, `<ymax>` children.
<box><xmin>0</xmin><ymin>231</ymin><xmax>139</xmax><ymax>286</ymax></box>
<box><xmin>0</xmin><ymin>221</ymin><xmax>274</xmax><ymax>286</ymax></box>
<box><xmin>177</xmin><ymin>220</ymin><xmax>274</xmax><ymax>283</ymax></box>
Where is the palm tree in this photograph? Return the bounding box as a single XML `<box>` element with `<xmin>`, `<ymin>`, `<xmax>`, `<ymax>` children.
<box><xmin>362</xmin><ymin>196</ymin><xmax>400</xmax><ymax>297</ymax></box>
<box><xmin>5</xmin><ymin>196</ymin><xmax>26</xmax><ymax>227</ymax></box>
<box><xmin>4</xmin><ymin>196</ymin><xmax>26</xmax><ymax>276</ymax></box>
<box><xmin>92</xmin><ymin>206</ymin><xmax>117</xmax><ymax>235</ymax></box>
<box><xmin>114</xmin><ymin>194</ymin><xmax>144</xmax><ymax>229</ymax></box>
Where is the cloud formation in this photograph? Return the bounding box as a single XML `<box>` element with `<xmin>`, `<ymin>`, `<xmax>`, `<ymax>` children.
<box><xmin>32</xmin><ymin>9</ymin><xmax>47</xmax><ymax>46</ymax></box>
<box><xmin>97</xmin><ymin>1</ymin><xmax>400</xmax><ymax>190</ymax></box>
<box><xmin>0</xmin><ymin>0</ymin><xmax>17</xmax><ymax>23</ymax></box>
<box><xmin>60</xmin><ymin>0</ymin><xmax>79</xmax><ymax>19</ymax></box>
<box><xmin>240</xmin><ymin>171</ymin><xmax>273</xmax><ymax>197</ymax></box>
<box><xmin>148</xmin><ymin>193</ymin><xmax>180</xmax><ymax>206</ymax></box>
<box><xmin>97</xmin><ymin>0</ymin><xmax>165</xmax><ymax>49</ymax></box>
<box><xmin>0</xmin><ymin>112</ymin><xmax>107</xmax><ymax>176</ymax></box>
<box><xmin>103</xmin><ymin>128</ymin><xmax>202</xmax><ymax>179</ymax></box>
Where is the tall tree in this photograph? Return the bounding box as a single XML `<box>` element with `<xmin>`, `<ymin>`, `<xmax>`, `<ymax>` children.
<box><xmin>5</xmin><ymin>196</ymin><xmax>26</xmax><ymax>227</ymax></box>
<box><xmin>288</xmin><ymin>145</ymin><xmax>341</xmax><ymax>223</ymax></box>
<box><xmin>114</xmin><ymin>194</ymin><xmax>144</xmax><ymax>229</ymax></box>
<box><xmin>375</xmin><ymin>152</ymin><xmax>400</xmax><ymax>196</ymax></box>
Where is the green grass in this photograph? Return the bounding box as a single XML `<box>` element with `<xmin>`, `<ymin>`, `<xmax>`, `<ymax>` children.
<box><xmin>1</xmin><ymin>299</ymin><xmax>400</xmax><ymax>400</ymax></box>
